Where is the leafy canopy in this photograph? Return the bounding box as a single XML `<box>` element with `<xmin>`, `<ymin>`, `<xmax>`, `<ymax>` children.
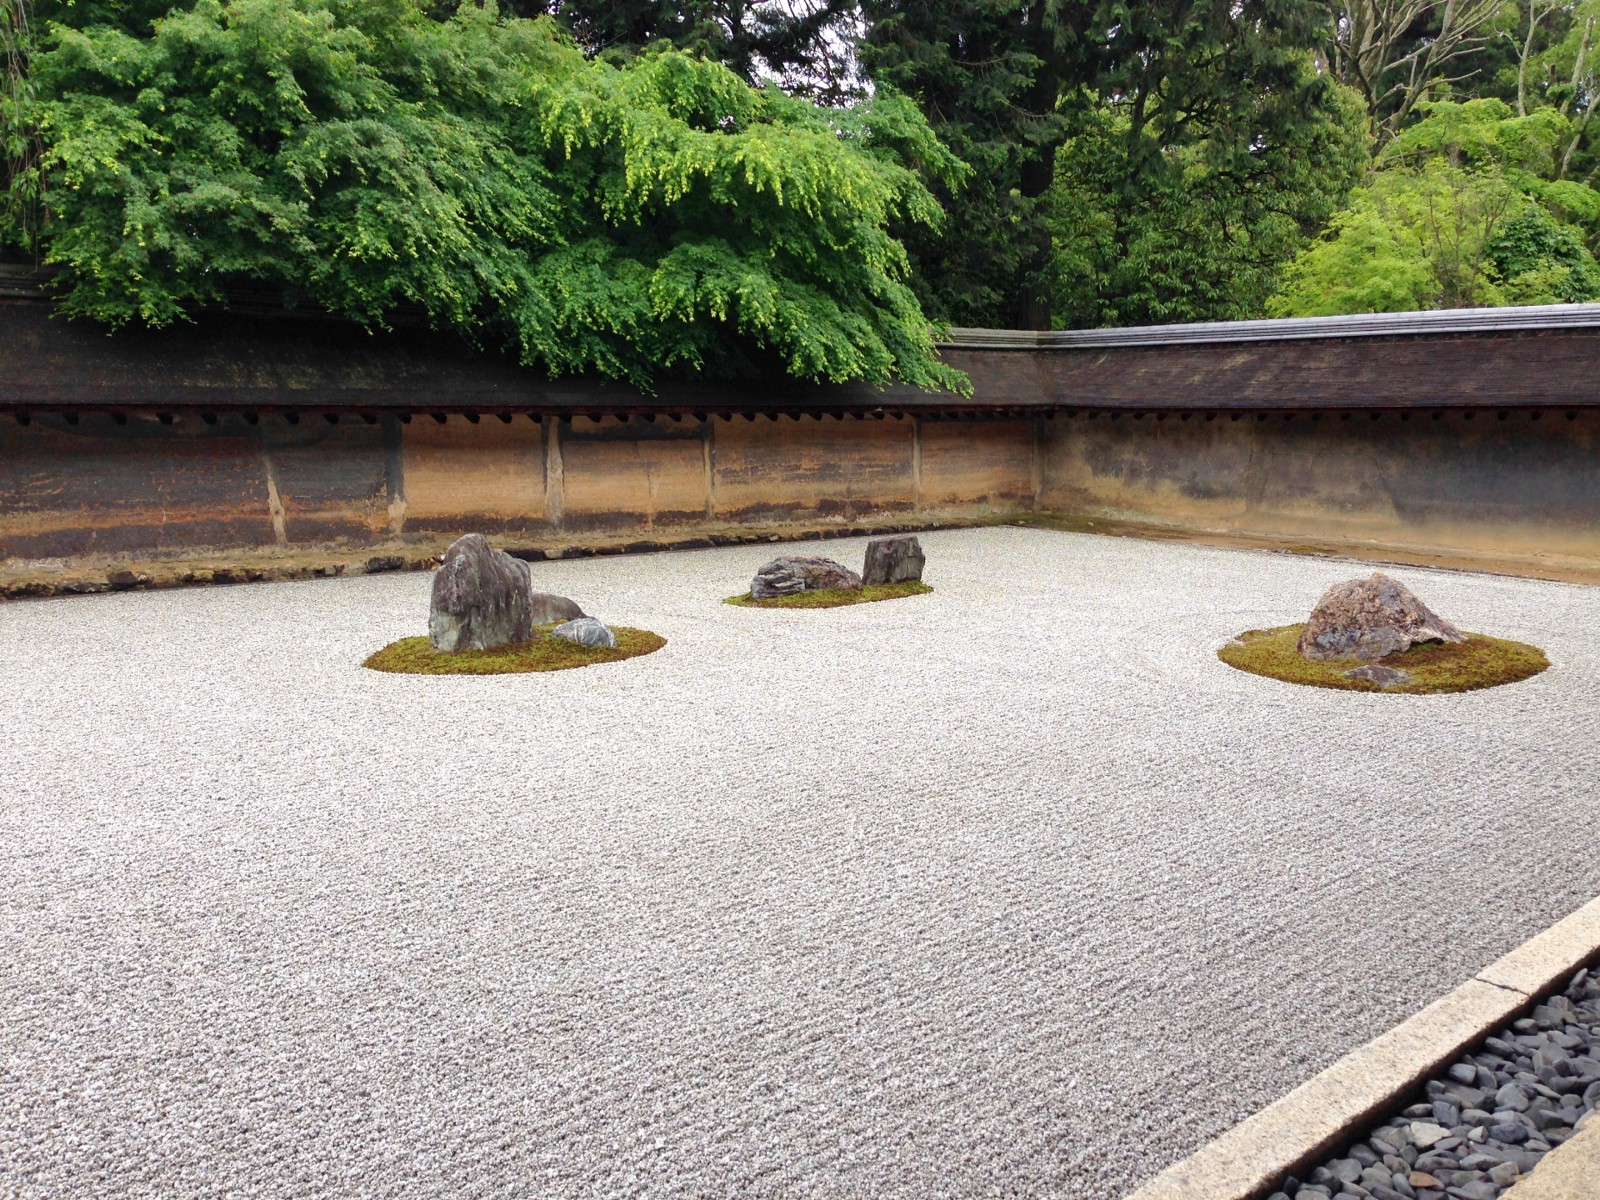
<box><xmin>861</xmin><ymin>0</ymin><xmax>1342</xmax><ymax>330</ymax></box>
<box><xmin>6</xmin><ymin>0</ymin><xmax>968</xmax><ymax>391</ymax></box>
<box><xmin>1048</xmin><ymin>79</ymin><xmax>1369</xmax><ymax>328</ymax></box>
<box><xmin>1270</xmin><ymin>99</ymin><xmax>1600</xmax><ymax>314</ymax></box>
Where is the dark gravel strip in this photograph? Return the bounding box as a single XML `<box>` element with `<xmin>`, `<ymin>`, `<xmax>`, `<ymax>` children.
<box><xmin>1270</xmin><ymin>969</ymin><xmax>1600</xmax><ymax>1200</ymax></box>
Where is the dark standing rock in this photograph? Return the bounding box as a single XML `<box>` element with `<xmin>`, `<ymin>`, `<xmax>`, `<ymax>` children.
<box><xmin>429</xmin><ymin>534</ymin><xmax>533</xmax><ymax>652</ymax></box>
<box><xmin>750</xmin><ymin>555</ymin><xmax>863</xmax><ymax>600</ymax></box>
<box><xmin>551</xmin><ymin>617</ymin><xmax>616</xmax><ymax>649</ymax></box>
<box><xmin>1297</xmin><ymin>573</ymin><xmax>1466</xmax><ymax>661</ymax></box>
<box><xmin>530</xmin><ymin>592</ymin><xmax>586</xmax><ymax>625</ymax></box>
<box><xmin>862</xmin><ymin>535</ymin><xmax>926</xmax><ymax>585</ymax></box>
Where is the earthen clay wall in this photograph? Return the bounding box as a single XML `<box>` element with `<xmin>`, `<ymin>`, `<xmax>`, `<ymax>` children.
<box><xmin>0</xmin><ymin>413</ymin><xmax>1038</xmax><ymax>564</ymax></box>
<box><xmin>1036</xmin><ymin>410</ymin><xmax>1600</xmax><ymax>566</ymax></box>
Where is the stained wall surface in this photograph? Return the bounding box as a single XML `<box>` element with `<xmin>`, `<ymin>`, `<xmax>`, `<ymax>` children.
<box><xmin>1037</xmin><ymin>410</ymin><xmax>1600</xmax><ymax>561</ymax></box>
<box><xmin>6</xmin><ymin>360</ymin><xmax>1600</xmax><ymax>573</ymax></box>
<box><xmin>0</xmin><ymin>414</ymin><xmax>1033</xmax><ymax>563</ymax></box>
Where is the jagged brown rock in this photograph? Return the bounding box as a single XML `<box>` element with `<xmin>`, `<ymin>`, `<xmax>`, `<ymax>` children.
<box><xmin>862</xmin><ymin>536</ymin><xmax>926</xmax><ymax>585</ymax></box>
<box><xmin>750</xmin><ymin>555</ymin><xmax>863</xmax><ymax>599</ymax></box>
<box><xmin>429</xmin><ymin>534</ymin><xmax>534</xmax><ymax>652</ymax></box>
<box><xmin>1297</xmin><ymin>573</ymin><xmax>1465</xmax><ymax>661</ymax></box>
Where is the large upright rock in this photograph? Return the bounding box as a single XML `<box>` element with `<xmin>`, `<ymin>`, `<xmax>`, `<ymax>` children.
<box><xmin>1297</xmin><ymin>572</ymin><xmax>1466</xmax><ymax>661</ymax></box>
<box><xmin>862</xmin><ymin>535</ymin><xmax>926</xmax><ymax>585</ymax></box>
<box><xmin>750</xmin><ymin>555</ymin><xmax>863</xmax><ymax>600</ymax></box>
<box><xmin>429</xmin><ymin>534</ymin><xmax>533</xmax><ymax>652</ymax></box>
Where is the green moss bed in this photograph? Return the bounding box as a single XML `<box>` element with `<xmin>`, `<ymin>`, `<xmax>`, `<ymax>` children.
<box><xmin>364</xmin><ymin>625</ymin><xmax>666</xmax><ymax>675</ymax></box>
<box><xmin>723</xmin><ymin>580</ymin><xmax>933</xmax><ymax>609</ymax></box>
<box><xmin>1218</xmin><ymin>624</ymin><xmax>1548</xmax><ymax>694</ymax></box>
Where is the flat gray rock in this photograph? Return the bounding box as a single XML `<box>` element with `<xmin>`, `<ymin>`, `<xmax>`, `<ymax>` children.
<box><xmin>862</xmin><ymin>536</ymin><xmax>926</xmax><ymax>585</ymax></box>
<box><xmin>750</xmin><ymin>555</ymin><xmax>862</xmax><ymax>600</ymax></box>
<box><xmin>429</xmin><ymin>534</ymin><xmax>532</xmax><ymax>652</ymax></box>
<box><xmin>551</xmin><ymin>617</ymin><xmax>617</xmax><ymax>649</ymax></box>
<box><xmin>1298</xmin><ymin>572</ymin><xmax>1465</xmax><ymax>660</ymax></box>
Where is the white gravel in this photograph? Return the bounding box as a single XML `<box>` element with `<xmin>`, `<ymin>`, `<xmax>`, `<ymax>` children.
<box><xmin>2</xmin><ymin>527</ymin><xmax>1598</xmax><ymax>1200</ymax></box>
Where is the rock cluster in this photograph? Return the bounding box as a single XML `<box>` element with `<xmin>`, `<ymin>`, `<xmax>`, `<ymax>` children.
<box><xmin>429</xmin><ymin>534</ymin><xmax>603</xmax><ymax>652</ymax></box>
<box><xmin>1270</xmin><ymin>968</ymin><xmax>1600</xmax><ymax>1200</ymax></box>
<box><xmin>748</xmin><ymin>537</ymin><xmax>930</xmax><ymax>598</ymax></box>
<box><xmin>862</xmin><ymin>535</ymin><xmax>926</xmax><ymax>585</ymax></box>
<box><xmin>1298</xmin><ymin>573</ymin><xmax>1465</xmax><ymax>661</ymax></box>
<box><xmin>430</xmin><ymin>534</ymin><xmax>535</xmax><ymax>652</ymax></box>
<box><xmin>750</xmin><ymin>555</ymin><xmax>863</xmax><ymax>599</ymax></box>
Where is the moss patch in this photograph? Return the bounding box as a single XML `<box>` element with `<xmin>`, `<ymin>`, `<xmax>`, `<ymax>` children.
<box><xmin>1218</xmin><ymin>624</ymin><xmax>1548</xmax><ymax>694</ymax></box>
<box><xmin>724</xmin><ymin>580</ymin><xmax>933</xmax><ymax>609</ymax></box>
<box><xmin>364</xmin><ymin>625</ymin><xmax>666</xmax><ymax>675</ymax></box>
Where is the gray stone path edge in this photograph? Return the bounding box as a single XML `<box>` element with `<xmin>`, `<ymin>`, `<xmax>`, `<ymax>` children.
<box><xmin>1125</xmin><ymin>897</ymin><xmax>1600</xmax><ymax>1200</ymax></box>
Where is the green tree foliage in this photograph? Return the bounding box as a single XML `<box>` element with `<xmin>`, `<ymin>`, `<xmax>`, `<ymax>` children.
<box><xmin>1</xmin><ymin>0</ymin><xmax>42</xmax><ymax>249</ymax></box>
<box><xmin>1270</xmin><ymin>98</ymin><xmax>1600</xmax><ymax>313</ymax></box>
<box><xmin>3</xmin><ymin>0</ymin><xmax>966</xmax><ymax>390</ymax></box>
<box><xmin>1047</xmin><ymin>80</ymin><xmax>1368</xmax><ymax>327</ymax></box>
<box><xmin>860</xmin><ymin>0</ymin><xmax>1341</xmax><ymax>330</ymax></box>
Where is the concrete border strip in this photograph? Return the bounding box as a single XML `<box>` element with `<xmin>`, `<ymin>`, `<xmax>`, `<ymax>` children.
<box><xmin>1500</xmin><ymin>1119</ymin><xmax>1600</xmax><ymax>1198</ymax></box>
<box><xmin>1125</xmin><ymin>896</ymin><xmax>1600</xmax><ymax>1200</ymax></box>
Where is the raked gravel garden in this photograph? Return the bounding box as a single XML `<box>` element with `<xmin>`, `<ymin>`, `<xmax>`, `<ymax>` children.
<box><xmin>2</xmin><ymin>526</ymin><xmax>1599</xmax><ymax>1199</ymax></box>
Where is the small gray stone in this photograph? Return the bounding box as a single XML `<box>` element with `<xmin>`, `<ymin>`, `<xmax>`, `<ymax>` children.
<box><xmin>550</xmin><ymin>617</ymin><xmax>617</xmax><ymax>649</ymax></box>
<box><xmin>1487</xmin><ymin>1162</ymin><xmax>1520</xmax><ymax>1187</ymax></box>
<box><xmin>1484</xmin><ymin>1126</ymin><xmax>1523</xmax><ymax>1152</ymax></box>
<box><xmin>1448</xmin><ymin>1064</ymin><xmax>1478</xmax><ymax>1085</ymax></box>
<box><xmin>1495</xmin><ymin>1083</ymin><xmax>1532</xmax><ymax>1112</ymax></box>
<box><xmin>1360</xmin><ymin>1164</ymin><xmax>1391</xmax><ymax>1187</ymax></box>
<box><xmin>1331</xmin><ymin>1158</ymin><xmax>1364</xmax><ymax>1183</ymax></box>
<box><xmin>1409</xmin><ymin>1122</ymin><xmax>1450</xmax><ymax>1149</ymax></box>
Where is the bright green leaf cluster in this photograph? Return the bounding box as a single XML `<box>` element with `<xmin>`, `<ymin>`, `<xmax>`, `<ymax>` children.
<box><xmin>8</xmin><ymin>0</ymin><xmax>969</xmax><ymax>392</ymax></box>
<box><xmin>1270</xmin><ymin>99</ymin><xmax>1600</xmax><ymax>315</ymax></box>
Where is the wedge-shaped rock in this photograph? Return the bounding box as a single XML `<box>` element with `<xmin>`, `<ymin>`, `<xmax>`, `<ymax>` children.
<box><xmin>750</xmin><ymin>555</ymin><xmax>862</xmax><ymax>600</ymax></box>
<box><xmin>530</xmin><ymin>592</ymin><xmax>586</xmax><ymax>625</ymax></box>
<box><xmin>429</xmin><ymin>534</ymin><xmax>533</xmax><ymax>652</ymax></box>
<box><xmin>862</xmin><ymin>535</ymin><xmax>926</xmax><ymax>585</ymax></box>
<box><xmin>1297</xmin><ymin>572</ymin><xmax>1465</xmax><ymax>661</ymax></box>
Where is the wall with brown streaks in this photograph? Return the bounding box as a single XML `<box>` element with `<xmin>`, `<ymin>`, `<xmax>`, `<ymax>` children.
<box><xmin>1037</xmin><ymin>410</ymin><xmax>1600</xmax><ymax>563</ymax></box>
<box><xmin>0</xmin><ymin>412</ymin><xmax>1032</xmax><ymax>565</ymax></box>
